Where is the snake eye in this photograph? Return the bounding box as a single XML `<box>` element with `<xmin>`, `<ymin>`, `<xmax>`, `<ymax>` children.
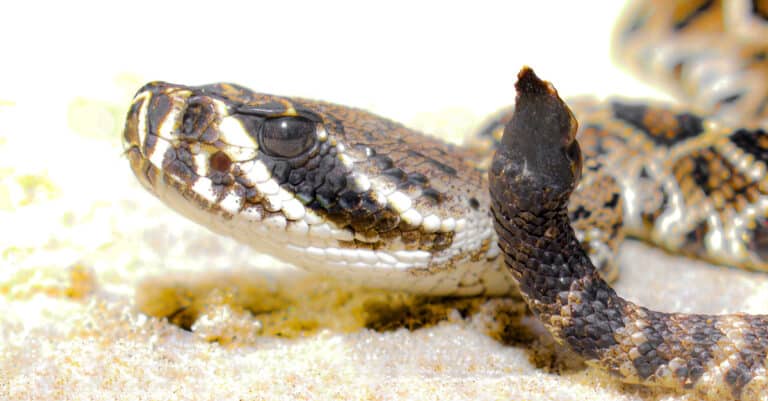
<box><xmin>258</xmin><ymin>117</ymin><xmax>317</xmax><ymax>158</ymax></box>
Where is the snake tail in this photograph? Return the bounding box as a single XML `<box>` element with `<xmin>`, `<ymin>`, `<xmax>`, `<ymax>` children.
<box><xmin>489</xmin><ymin>67</ymin><xmax>768</xmax><ymax>400</ymax></box>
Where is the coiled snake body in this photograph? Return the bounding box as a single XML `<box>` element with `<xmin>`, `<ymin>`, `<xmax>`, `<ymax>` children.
<box><xmin>123</xmin><ymin>1</ymin><xmax>768</xmax><ymax>399</ymax></box>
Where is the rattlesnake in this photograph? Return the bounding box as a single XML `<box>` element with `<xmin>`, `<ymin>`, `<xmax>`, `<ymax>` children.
<box><xmin>122</xmin><ymin>1</ymin><xmax>768</xmax><ymax>399</ymax></box>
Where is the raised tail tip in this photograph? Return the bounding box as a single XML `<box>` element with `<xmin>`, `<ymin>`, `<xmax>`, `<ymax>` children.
<box><xmin>515</xmin><ymin>66</ymin><xmax>558</xmax><ymax>98</ymax></box>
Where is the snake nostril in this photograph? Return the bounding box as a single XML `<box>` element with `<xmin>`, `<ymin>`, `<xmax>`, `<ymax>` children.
<box><xmin>182</xmin><ymin>96</ymin><xmax>218</xmax><ymax>141</ymax></box>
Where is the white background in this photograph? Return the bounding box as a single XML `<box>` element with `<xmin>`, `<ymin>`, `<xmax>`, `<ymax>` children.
<box><xmin>2</xmin><ymin>1</ymin><xmax>667</xmax><ymax>129</ymax></box>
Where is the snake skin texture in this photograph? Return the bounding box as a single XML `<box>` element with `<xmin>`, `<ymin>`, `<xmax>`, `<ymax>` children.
<box><xmin>122</xmin><ymin>0</ymin><xmax>768</xmax><ymax>398</ymax></box>
<box><xmin>491</xmin><ymin>67</ymin><xmax>768</xmax><ymax>401</ymax></box>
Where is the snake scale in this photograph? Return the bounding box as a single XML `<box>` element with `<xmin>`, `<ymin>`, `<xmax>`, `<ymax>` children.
<box><xmin>122</xmin><ymin>1</ymin><xmax>768</xmax><ymax>399</ymax></box>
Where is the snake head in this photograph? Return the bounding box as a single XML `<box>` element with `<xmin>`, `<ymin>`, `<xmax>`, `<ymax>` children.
<box><xmin>122</xmin><ymin>81</ymin><xmax>503</xmax><ymax>294</ymax></box>
<box><xmin>490</xmin><ymin>67</ymin><xmax>581</xmax><ymax>212</ymax></box>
